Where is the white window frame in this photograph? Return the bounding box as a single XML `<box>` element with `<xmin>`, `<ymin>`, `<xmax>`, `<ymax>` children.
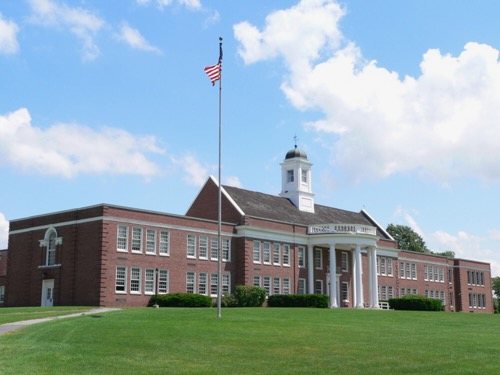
<box><xmin>187</xmin><ymin>234</ymin><xmax>196</xmax><ymax>259</ymax></box>
<box><xmin>253</xmin><ymin>275</ymin><xmax>262</xmax><ymax>287</ymax></box>
<box><xmin>298</xmin><ymin>246</ymin><xmax>305</xmax><ymax>268</ymax></box>
<box><xmin>211</xmin><ymin>273</ymin><xmax>218</xmax><ymax>297</ymax></box>
<box><xmin>115</xmin><ymin>266</ymin><xmax>127</xmax><ymax>293</ymax></box>
<box><xmin>211</xmin><ymin>237</ymin><xmax>219</xmax><ymax>261</ymax></box>
<box><xmin>186</xmin><ymin>271</ymin><xmax>196</xmax><ymax>294</ymax></box>
<box><xmin>314</xmin><ymin>279</ymin><xmax>323</xmax><ymax>294</ymax></box>
<box><xmin>387</xmin><ymin>258</ymin><xmax>393</xmax><ymax>276</ymax></box>
<box><xmin>222</xmin><ymin>238</ymin><xmax>231</xmax><ymax>262</ymax></box>
<box><xmin>263</xmin><ymin>242</ymin><xmax>271</xmax><ymax>264</ymax></box>
<box><xmin>263</xmin><ymin>276</ymin><xmax>271</xmax><ymax>296</ymax></box>
<box><xmin>298</xmin><ymin>278</ymin><xmax>306</xmax><ymax>294</ymax></box>
<box><xmin>283</xmin><ymin>278</ymin><xmax>290</xmax><ymax>295</ymax></box>
<box><xmin>222</xmin><ymin>274</ymin><xmax>230</xmax><ymax>294</ymax></box>
<box><xmin>273</xmin><ymin>277</ymin><xmax>281</xmax><ymax>295</ymax></box>
<box><xmin>342</xmin><ymin>282</ymin><xmax>349</xmax><ymax>302</ymax></box>
<box><xmin>130</xmin><ymin>267</ymin><xmax>141</xmax><ymax>294</ymax></box>
<box><xmin>199</xmin><ymin>272</ymin><xmax>208</xmax><ymax>295</ymax></box>
<box><xmin>199</xmin><ymin>235</ymin><xmax>208</xmax><ymax>260</ymax></box>
<box><xmin>145</xmin><ymin>268</ymin><xmax>155</xmax><ymax>294</ymax></box>
<box><xmin>145</xmin><ymin>229</ymin><xmax>156</xmax><ymax>255</ymax></box>
<box><xmin>314</xmin><ymin>248</ymin><xmax>323</xmax><ymax>270</ymax></box>
<box><xmin>287</xmin><ymin>169</ymin><xmax>294</xmax><ymax>183</ymax></box>
<box><xmin>158</xmin><ymin>269</ymin><xmax>169</xmax><ymax>294</ymax></box>
<box><xmin>282</xmin><ymin>245</ymin><xmax>290</xmax><ymax>267</ymax></box>
<box><xmin>159</xmin><ymin>231</ymin><xmax>170</xmax><ymax>256</ymax></box>
<box><xmin>131</xmin><ymin>227</ymin><xmax>143</xmax><ymax>253</ymax></box>
<box><xmin>273</xmin><ymin>243</ymin><xmax>281</xmax><ymax>265</ymax></box>
<box><xmin>117</xmin><ymin>225</ymin><xmax>128</xmax><ymax>252</ymax></box>
<box><xmin>253</xmin><ymin>240</ymin><xmax>261</xmax><ymax>264</ymax></box>
<box><xmin>341</xmin><ymin>252</ymin><xmax>348</xmax><ymax>272</ymax></box>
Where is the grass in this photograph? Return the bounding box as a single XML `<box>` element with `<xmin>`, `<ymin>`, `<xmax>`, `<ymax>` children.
<box><xmin>0</xmin><ymin>307</ymin><xmax>499</xmax><ymax>374</ymax></box>
<box><xmin>0</xmin><ymin>306</ymin><xmax>95</xmax><ymax>325</ymax></box>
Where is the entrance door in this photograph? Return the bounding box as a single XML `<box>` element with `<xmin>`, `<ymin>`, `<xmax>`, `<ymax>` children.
<box><xmin>41</xmin><ymin>279</ymin><xmax>54</xmax><ymax>307</ymax></box>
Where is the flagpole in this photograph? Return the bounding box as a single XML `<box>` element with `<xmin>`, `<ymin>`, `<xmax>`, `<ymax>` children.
<box><xmin>217</xmin><ymin>36</ymin><xmax>223</xmax><ymax>319</ymax></box>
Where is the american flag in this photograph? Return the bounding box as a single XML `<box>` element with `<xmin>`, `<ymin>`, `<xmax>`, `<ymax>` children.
<box><xmin>204</xmin><ymin>63</ymin><xmax>221</xmax><ymax>86</ymax></box>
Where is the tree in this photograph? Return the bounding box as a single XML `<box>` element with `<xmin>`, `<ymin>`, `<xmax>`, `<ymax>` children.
<box><xmin>492</xmin><ymin>276</ymin><xmax>500</xmax><ymax>299</ymax></box>
<box><xmin>386</xmin><ymin>224</ymin><xmax>429</xmax><ymax>253</ymax></box>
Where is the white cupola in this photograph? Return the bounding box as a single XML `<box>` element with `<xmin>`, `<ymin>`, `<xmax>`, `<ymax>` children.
<box><xmin>279</xmin><ymin>145</ymin><xmax>315</xmax><ymax>213</ymax></box>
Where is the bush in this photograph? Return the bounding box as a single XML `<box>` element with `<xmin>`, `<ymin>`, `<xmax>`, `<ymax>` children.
<box><xmin>268</xmin><ymin>294</ymin><xmax>329</xmax><ymax>308</ymax></box>
<box><xmin>151</xmin><ymin>293</ymin><xmax>212</xmax><ymax>308</ymax></box>
<box><xmin>221</xmin><ymin>294</ymin><xmax>239</xmax><ymax>307</ymax></box>
<box><xmin>233</xmin><ymin>285</ymin><xmax>266</xmax><ymax>307</ymax></box>
<box><xmin>388</xmin><ymin>294</ymin><xmax>442</xmax><ymax>311</ymax></box>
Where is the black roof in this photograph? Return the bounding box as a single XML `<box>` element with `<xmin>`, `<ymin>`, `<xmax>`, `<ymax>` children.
<box><xmin>222</xmin><ymin>185</ymin><xmax>390</xmax><ymax>239</ymax></box>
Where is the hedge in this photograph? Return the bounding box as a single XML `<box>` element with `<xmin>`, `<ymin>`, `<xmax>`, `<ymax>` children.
<box><xmin>233</xmin><ymin>285</ymin><xmax>266</xmax><ymax>307</ymax></box>
<box><xmin>151</xmin><ymin>293</ymin><xmax>212</xmax><ymax>307</ymax></box>
<box><xmin>268</xmin><ymin>294</ymin><xmax>329</xmax><ymax>308</ymax></box>
<box><xmin>388</xmin><ymin>294</ymin><xmax>442</xmax><ymax>311</ymax></box>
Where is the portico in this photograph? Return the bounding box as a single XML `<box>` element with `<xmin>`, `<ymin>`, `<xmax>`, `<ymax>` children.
<box><xmin>307</xmin><ymin>223</ymin><xmax>380</xmax><ymax>309</ymax></box>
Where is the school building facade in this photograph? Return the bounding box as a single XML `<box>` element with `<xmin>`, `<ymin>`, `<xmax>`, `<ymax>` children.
<box><xmin>0</xmin><ymin>147</ymin><xmax>494</xmax><ymax>312</ymax></box>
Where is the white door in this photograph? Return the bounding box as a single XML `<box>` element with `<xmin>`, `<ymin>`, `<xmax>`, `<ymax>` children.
<box><xmin>41</xmin><ymin>279</ymin><xmax>54</xmax><ymax>307</ymax></box>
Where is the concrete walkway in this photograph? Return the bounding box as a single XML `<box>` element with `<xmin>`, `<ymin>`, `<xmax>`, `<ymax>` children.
<box><xmin>0</xmin><ymin>308</ymin><xmax>120</xmax><ymax>336</ymax></box>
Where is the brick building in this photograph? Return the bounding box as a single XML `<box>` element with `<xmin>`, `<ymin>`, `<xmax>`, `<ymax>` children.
<box><xmin>1</xmin><ymin>147</ymin><xmax>494</xmax><ymax>312</ymax></box>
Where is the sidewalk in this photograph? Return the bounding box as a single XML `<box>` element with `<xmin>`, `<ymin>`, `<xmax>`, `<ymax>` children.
<box><xmin>0</xmin><ymin>308</ymin><xmax>120</xmax><ymax>336</ymax></box>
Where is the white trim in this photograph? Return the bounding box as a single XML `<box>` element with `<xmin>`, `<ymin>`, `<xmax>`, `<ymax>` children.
<box><xmin>361</xmin><ymin>209</ymin><xmax>394</xmax><ymax>241</ymax></box>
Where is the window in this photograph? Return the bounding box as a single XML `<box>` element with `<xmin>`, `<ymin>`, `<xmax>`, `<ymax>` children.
<box><xmin>341</xmin><ymin>252</ymin><xmax>348</xmax><ymax>272</ymax></box>
<box><xmin>380</xmin><ymin>257</ymin><xmax>386</xmax><ymax>275</ymax></box>
<box><xmin>387</xmin><ymin>259</ymin><xmax>393</xmax><ymax>276</ymax></box>
<box><xmin>253</xmin><ymin>241</ymin><xmax>261</xmax><ymax>263</ymax></box>
<box><xmin>429</xmin><ymin>266</ymin><xmax>434</xmax><ymax>281</ymax></box>
<box><xmin>130</xmin><ymin>267</ymin><xmax>141</xmax><ymax>294</ymax></box>
<box><xmin>158</xmin><ymin>269</ymin><xmax>168</xmax><ymax>294</ymax></box>
<box><xmin>298</xmin><ymin>246</ymin><xmax>305</xmax><ymax>268</ymax></box>
<box><xmin>424</xmin><ymin>265</ymin><xmax>428</xmax><ymax>281</ymax></box>
<box><xmin>448</xmin><ymin>268</ymin><xmax>453</xmax><ymax>284</ymax></box>
<box><xmin>198</xmin><ymin>272</ymin><xmax>208</xmax><ymax>295</ymax></box>
<box><xmin>211</xmin><ymin>237</ymin><xmax>219</xmax><ymax>260</ymax></box>
<box><xmin>283</xmin><ymin>278</ymin><xmax>290</xmax><ymax>295</ymax></box>
<box><xmin>116</xmin><ymin>266</ymin><xmax>127</xmax><ymax>293</ymax></box>
<box><xmin>273</xmin><ymin>244</ymin><xmax>281</xmax><ymax>265</ymax></box>
<box><xmin>222</xmin><ymin>239</ymin><xmax>231</xmax><ymax>262</ymax></box>
<box><xmin>211</xmin><ymin>273</ymin><xmax>218</xmax><ymax>296</ymax></box>
<box><xmin>131</xmin><ymin>227</ymin><xmax>142</xmax><ymax>253</ymax></box>
<box><xmin>282</xmin><ymin>245</ymin><xmax>290</xmax><ymax>266</ymax></box>
<box><xmin>263</xmin><ymin>276</ymin><xmax>271</xmax><ymax>296</ymax></box>
<box><xmin>222</xmin><ymin>274</ymin><xmax>230</xmax><ymax>294</ymax></box>
<box><xmin>301</xmin><ymin>169</ymin><xmax>307</xmax><ymax>183</ymax></box>
<box><xmin>159</xmin><ymin>231</ymin><xmax>170</xmax><ymax>256</ymax></box>
<box><xmin>273</xmin><ymin>277</ymin><xmax>281</xmax><ymax>295</ymax></box>
<box><xmin>380</xmin><ymin>285</ymin><xmax>387</xmax><ymax>300</ymax></box>
<box><xmin>438</xmin><ymin>267</ymin><xmax>444</xmax><ymax>283</ymax></box>
<box><xmin>186</xmin><ymin>272</ymin><xmax>196</xmax><ymax>294</ymax></box>
<box><xmin>298</xmin><ymin>278</ymin><xmax>306</xmax><ymax>294</ymax></box>
<box><xmin>314</xmin><ymin>280</ymin><xmax>323</xmax><ymax>294</ymax></box>
<box><xmin>0</xmin><ymin>286</ymin><xmax>4</xmax><ymax>304</ymax></box>
<box><xmin>411</xmin><ymin>263</ymin><xmax>417</xmax><ymax>280</ymax></box>
<box><xmin>287</xmin><ymin>169</ymin><xmax>294</xmax><ymax>182</ymax></box>
<box><xmin>117</xmin><ymin>225</ymin><xmax>128</xmax><ymax>252</ymax></box>
<box><xmin>400</xmin><ymin>262</ymin><xmax>417</xmax><ymax>280</ymax></box>
<box><xmin>253</xmin><ymin>275</ymin><xmax>262</xmax><ymax>287</ymax></box>
<box><xmin>263</xmin><ymin>242</ymin><xmax>271</xmax><ymax>264</ymax></box>
<box><xmin>314</xmin><ymin>248</ymin><xmax>323</xmax><ymax>269</ymax></box>
<box><xmin>145</xmin><ymin>268</ymin><xmax>155</xmax><ymax>294</ymax></box>
<box><xmin>146</xmin><ymin>229</ymin><xmax>156</xmax><ymax>254</ymax></box>
<box><xmin>342</xmin><ymin>282</ymin><xmax>349</xmax><ymax>302</ymax></box>
<box><xmin>388</xmin><ymin>286</ymin><xmax>394</xmax><ymax>299</ymax></box>
<box><xmin>187</xmin><ymin>234</ymin><xmax>196</xmax><ymax>258</ymax></box>
<box><xmin>199</xmin><ymin>236</ymin><xmax>208</xmax><ymax>259</ymax></box>
<box><xmin>39</xmin><ymin>228</ymin><xmax>61</xmax><ymax>266</ymax></box>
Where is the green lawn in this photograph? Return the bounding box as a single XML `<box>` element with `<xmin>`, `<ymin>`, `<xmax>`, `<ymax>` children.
<box><xmin>0</xmin><ymin>306</ymin><xmax>95</xmax><ymax>325</ymax></box>
<box><xmin>0</xmin><ymin>307</ymin><xmax>499</xmax><ymax>374</ymax></box>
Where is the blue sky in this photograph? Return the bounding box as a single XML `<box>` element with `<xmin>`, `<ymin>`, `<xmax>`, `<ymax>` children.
<box><xmin>1</xmin><ymin>0</ymin><xmax>500</xmax><ymax>276</ymax></box>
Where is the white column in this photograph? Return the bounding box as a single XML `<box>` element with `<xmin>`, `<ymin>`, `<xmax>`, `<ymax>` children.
<box><xmin>307</xmin><ymin>245</ymin><xmax>314</xmax><ymax>294</ymax></box>
<box><xmin>329</xmin><ymin>242</ymin><xmax>338</xmax><ymax>308</ymax></box>
<box><xmin>351</xmin><ymin>250</ymin><xmax>357</xmax><ymax>308</ymax></box>
<box><xmin>370</xmin><ymin>246</ymin><xmax>379</xmax><ymax>308</ymax></box>
<box><xmin>355</xmin><ymin>244</ymin><xmax>364</xmax><ymax>308</ymax></box>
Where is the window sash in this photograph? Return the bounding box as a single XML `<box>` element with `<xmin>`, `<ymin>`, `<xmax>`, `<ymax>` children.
<box><xmin>187</xmin><ymin>234</ymin><xmax>196</xmax><ymax>258</ymax></box>
<box><xmin>282</xmin><ymin>245</ymin><xmax>290</xmax><ymax>266</ymax></box>
<box><xmin>130</xmin><ymin>267</ymin><xmax>141</xmax><ymax>293</ymax></box>
<box><xmin>116</xmin><ymin>266</ymin><xmax>127</xmax><ymax>293</ymax></box>
<box><xmin>159</xmin><ymin>231</ymin><xmax>169</xmax><ymax>256</ymax></box>
<box><xmin>186</xmin><ymin>272</ymin><xmax>196</xmax><ymax>294</ymax></box>
<box><xmin>146</xmin><ymin>229</ymin><xmax>156</xmax><ymax>254</ymax></box>
<box><xmin>158</xmin><ymin>269</ymin><xmax>168</xmax><ymax>294</ymax></box>
<box><xmin>145</xmin><ymin>268</ymin><xmax>155</xmax><ymax>294</ymax></box>
<box><xmin>117</xmin><ymin>225</ymin><xmax>128</xmax><ymax>251</ymax></box>
<box><xmin>199</xmin><ymin>236</ymin><xmax>208</xmax><ymax>259</ymax></box>
<box><xmin>131</xmin><ymin>227</ymin><xmax>142</xmax><ymax>253</ymax></box>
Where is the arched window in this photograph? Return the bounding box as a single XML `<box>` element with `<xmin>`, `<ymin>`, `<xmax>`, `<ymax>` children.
<box><xmin>39</xmin><ymin>227</ymin><xmax>62</xmax><ymax>267</ymax></box>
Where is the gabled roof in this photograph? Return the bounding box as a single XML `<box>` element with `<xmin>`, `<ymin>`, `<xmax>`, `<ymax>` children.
<box><xmin>222</xmin><ymin>185</ymin><xmax>391</xmax><ymax>239</ymax></box>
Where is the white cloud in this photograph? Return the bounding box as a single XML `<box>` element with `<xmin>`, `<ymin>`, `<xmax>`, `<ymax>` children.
<box><xmin>432</xmin><ymin>230</ymin><xmax>500</xmax><ymax>277</ymax></box>
<box><xmin>0</xmin><ymin>212</ymin><xmax>8</xmax><ymax>249</ymax></box>
<box><xmin>138</xmin><ymin>0</ymin><xmax>202</xmax><ymax>11</ymax></box>
<box><xmin>223</xmin><ymin>176</ymin><xmax>242</xmax><ymax>188</ymax></box>
<box><xmin>392</xmin><ymin>206</ymin><xmax>424</xmax><ymax>237</ymax></box>
<box><xmin>235</xmin><ymin>0</ymin><xmax>500</xmax><ymax>185</ymax></box>
<box><xmin>0</xmin><ymin>108</ymin><xmax>164</xmax><ymax>178</ymax></box>
<box><xmin>0</xmin><ymin>13</ymin><xmax>19</xmax><ymax>54</ymax></box>
<box><xmin>28</xmin><ymin>0</ymin><xmax>104</xmax><ymax>61</ymax></box>
<box><xmin>171</xmin><ymin>154</ymin><xmax>210</xmax><ymax>186</ymax></box>
<box><xmin>116</xmin><ymin>23</ymin><xmax>162</xmax><ymax>54</ymax></box>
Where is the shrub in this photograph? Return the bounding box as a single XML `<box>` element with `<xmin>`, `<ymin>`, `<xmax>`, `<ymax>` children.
<box><xmin>388</xmin><ymin>294</ymin><xmax>442</xmax><ymax>311</ymax></box>
<box><xmin>221</xmin><ymin>294</ymin><xmax>239</xmax><ymax>307</ymax></box>
<box><xmin>268</xmin><ymin>294</ymin><xmax>329</xmax><ymax>308</ymax></box>
<box><xmin>151</xmin><ymin>293</ymin><xmax>212</xmax><ymax>308</ymax></box>
<box><xmin>233</xmin><ymin>285</ymin><xmax>266</xmax><ymax>307</ymax></box>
